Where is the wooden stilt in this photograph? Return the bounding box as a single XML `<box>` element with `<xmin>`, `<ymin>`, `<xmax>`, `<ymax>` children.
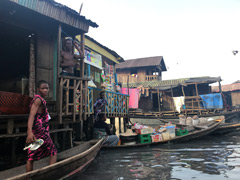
<box><xmin>57</xmin><ymin>24</ymin><xmax>62</xmax><ymax>124</ymax></box>
<box><xmin>118</xmin><ymin>117</ymin><xmax>122</xmax><ymax>134</ymax></box>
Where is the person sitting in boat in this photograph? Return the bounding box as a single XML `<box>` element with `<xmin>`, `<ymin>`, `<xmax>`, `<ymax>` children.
<box><xmin>25</xmin><ymin>80</ymin><xmax>57</xmax><ymax>172</ymax></box>
<box><xmin>93</xmin><ymin>114</ymin><xmax>119</xmax><ymax>146</ymax></box>
<box><xmin>94</xmin><ymin>91</ymin><xmax>107</xmax><ymax>121</ymax></box>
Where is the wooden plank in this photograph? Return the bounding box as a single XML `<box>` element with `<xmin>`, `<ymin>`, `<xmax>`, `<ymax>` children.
<box><xmin>73</xmin><ymin>80</ymin><xmax>76</xmax><ymax>122</ymax></box>
<box><xmin>0</xmin><ymin>128</ymin><xmax>73</xmax><ymax>138</ymax></box>
<box><xmin>57</xmin><ymin>24</ymin><xmax>62</xmax><ymax>124</ymax></box>
<box><xmin>84</xmin><ymin>80</ymin><xmax>88</xmax><ymax>120</ymax></box>
<box><xmin>79</xmin><ymin>81</ymin><xmax>83</xmax><ymax>121</ymax></box>
<box><xmin>66</xmin><ymin>79</ymin><xmax>70</xmax><ymax>115</ymax></box>
<box><xmin>7</xmin><ymin>119</ymin><xmax>14</xmax><ymax>135</ymax></box>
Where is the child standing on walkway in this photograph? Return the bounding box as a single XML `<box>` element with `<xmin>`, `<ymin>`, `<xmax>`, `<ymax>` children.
<box><xmin>26</xmin><ymin>80</ymin><xmax>57</xmax><ymax>172</ymax></box>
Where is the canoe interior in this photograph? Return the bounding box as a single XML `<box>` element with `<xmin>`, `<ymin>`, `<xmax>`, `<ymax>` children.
<box><xmin>103</xmin><ymin>119</ymin><xmax>223</xmax><ymax>150</ymax></box>
<box><xmin>0</xmin><ymin>139</ymin><xmax>100</xmax><ymax>180</ymax></box>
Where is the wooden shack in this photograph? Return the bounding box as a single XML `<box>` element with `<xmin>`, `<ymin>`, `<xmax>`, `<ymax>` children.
<box><xmin>116</xmin><ymin>56</ymin><xmax>167</xmax><ymax>84</ymax></box>
<box><xmin>121</xmin><ymin>76</ymin><xmax>223</xmax><ymax>117</ymax></box>
<box><xmin>0</xmin><ymin>0</ymin><xmax>128</xmax><ymax>167</ymax></box>
<box><xmin>212</xmin><ymin>81</ymin><xmax>240</xmax><ymax>110</ymax></box>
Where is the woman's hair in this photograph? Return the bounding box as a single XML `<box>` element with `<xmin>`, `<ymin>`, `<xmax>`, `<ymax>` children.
<box><xmin>37</xmin><ymin>80</ymin><xmax>48</xmax><ymax>88</ymax></box>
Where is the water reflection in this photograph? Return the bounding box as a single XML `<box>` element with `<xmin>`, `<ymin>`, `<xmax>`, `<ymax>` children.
<box><xmin>76</xmin><ymin>132</ymin><xmax>240</xmax><ymax>180</ymax></box>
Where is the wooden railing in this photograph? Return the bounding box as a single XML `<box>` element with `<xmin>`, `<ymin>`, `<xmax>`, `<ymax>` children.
<box><xmin>145</xmin><ymin>75</ymin><xmax>160</xmax><ymax>81</ymax></box>
<box><xmin>58</xmin><ymin>76</ymin><xmax>88</xmax><ymax>123</ymax></box>
<box><xmin>118</xmin><ymin>75</ymin><xmax>160</xmax><ymax>84</ymax></box>
<box><xmin>88</xmin><ymin>87</ymin><xmax>129</xmax><ymax>117</ymax></box>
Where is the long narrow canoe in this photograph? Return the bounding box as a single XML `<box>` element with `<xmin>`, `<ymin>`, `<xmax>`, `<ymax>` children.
<box><xmin>212</xmin><ymin>123</ymin><xmax>240</xmax><ymax>134</ymax></box>
<box><xmin>0</xmin><ymin>139</ymin><xmax>104</xmax><ymax>180</ymax></box>
<box><xmin>161</xmin><ymin>118</ymin><xmax>240</xmax><ymax>135</ymax></box>
<box><xmin>102</xmin><ymin>119</ymin><xmax>223</xmax><ymax>149</ymax></box>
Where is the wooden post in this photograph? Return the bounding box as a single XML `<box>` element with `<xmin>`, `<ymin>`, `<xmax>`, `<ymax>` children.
<box><xmin>157</xmin><ymin>89</ymin><xmax>161</xmax><ymax>115</ymax></box>
<box><xmin>57</xmin><ymin>24</ymin><xmax>62</xmax><ymax>124</ymax></box>
<box><xmin>170</xmin><ymin>86</ymin><xmax>176</xmax><ymax>116</ymax></box>
<box><xmin>73</xmin><ymin>80</ymin><xmax>76</xmax><ymax>122</ymax></box>
<box><xmin>110</xmin><ymin>117</ymin><xmax>116</xmax><ymax>134</ymax></box>
<box><xmin>195</xmin><ymin>83</ymin><xmax>202</xmax><ymax>115</ymax></box>
<box><xmin>181</xmin><ymin>85</ymin><xmax>186</xmax><ymax>116</ymax></box>
<box><xmin>218</xmin><ymin>80</ymin><xmax>222</xmax><ymax>94</ymax></box>
<box><xmin>118</xmin><ymin>117</ymin><xmax>122</xmax><ymax>134</ymax></box>
<box><xmin>80</xmin><ymin>33</ymin><xmax>85</xmax><ymax>78</ymax></box>
<box><xmin>7</xmin><ymin>119</ymin><xmax>14</xmax><ymax>135</ymax></box>
<box><xmin>123</xmin><ymin>117</ymin><xmax>127</xmax><ymax>132</ymax></box>
<box><xmin>29</xmin><ymin>37</ymin><xmax>35</xmax><ymax>97</ymax></box>
<box><xmin>181</xmin><ymin>85</ymin><xmax>185</xmax><ymax>97</ymax></box>
<box><xmin>127</xmin><ymin>75</ymin><xmax>129</xmax><ymax>95</ymax></box>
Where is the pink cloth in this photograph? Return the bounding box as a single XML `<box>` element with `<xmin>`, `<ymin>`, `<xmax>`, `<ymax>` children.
<box><xmin>121</xmin><ymin>88</ymin><xmax>139</xmax><ymax>108</ymax></box>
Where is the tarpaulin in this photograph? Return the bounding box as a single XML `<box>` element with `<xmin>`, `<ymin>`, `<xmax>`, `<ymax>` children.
<box><xmin>199</xmin><ymin>93</ymin><xmax>223</xmax><ymax>109</ymax></box>
<box><xmin>121</xmin><ymin>88</ymin><xmax>139</xmax><ymax>108</ymax></box>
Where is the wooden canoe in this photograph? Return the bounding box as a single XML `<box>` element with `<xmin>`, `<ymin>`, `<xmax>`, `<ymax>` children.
<box><xmin>102</xmin><ymin>119</ymin><xmax>223</xmax><ymax>149</ymax></box>
<box><xmin>161</xmin><ymin>118</ymin><xmax>240</xmax><ymax>135</ymax></box>
<box><xmin>212</xmin><ymin>123</ymin><xmax>240</xmax><ymax>134</ymax></box>
<box><xmin>0</xmin><ymin>139</ymin><xmax>104</xmax><ymax>180</ymax></box>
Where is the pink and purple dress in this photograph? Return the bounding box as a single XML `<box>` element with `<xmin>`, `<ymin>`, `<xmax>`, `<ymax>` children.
<box><xmin>27</xmin><ymin>95</ymin><xmax>57</xmax><ymax>161</ymax></box>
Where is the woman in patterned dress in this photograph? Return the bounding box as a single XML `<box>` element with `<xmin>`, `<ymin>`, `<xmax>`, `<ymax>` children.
<box><xmin>26</xmin><ymin>80</ymin><xmax>57</xmax><ymax>172</ymax></box>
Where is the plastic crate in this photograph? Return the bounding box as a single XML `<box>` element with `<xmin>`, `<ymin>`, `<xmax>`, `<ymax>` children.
<box><xmin>135</xmin><ymin>128</ymin><xmax>153</xmax><ymax>135</ymax></box>
<box><xmin>0</xmin><ymin>91</ymin><xmax>32</xmax><ymax>114</ymax></box>
<box><xmin>176</xmin><ymin>129</ymin><xmax>189</xmax><ymax>136</ymax></box>
<box><xmin>137</xmin><ymin>134</ymin><xmax>151</xmax><ymax>144</ymax></box>
<box><xmin>151</xmin><ymin>134</ymin><xmax>163</xmax><ymax>142</ymax></box>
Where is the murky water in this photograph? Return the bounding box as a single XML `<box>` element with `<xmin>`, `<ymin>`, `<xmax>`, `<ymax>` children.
<box><xmin>75</xmin><ymin>131</ymin><xmax>240</xmax><ymax>180</ymax></box>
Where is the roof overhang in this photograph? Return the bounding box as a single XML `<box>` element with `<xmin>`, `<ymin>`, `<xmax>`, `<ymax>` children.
<box><xmin>6</xmin><ymin>0</ymin><xmax>98</xmax><ymax>33</ymax></box>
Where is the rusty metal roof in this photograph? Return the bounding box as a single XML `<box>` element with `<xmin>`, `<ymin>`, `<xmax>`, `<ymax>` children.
<box><xmin>116</xmin><ymin>56</ymin><xmax>166</xmax><ymax>71</ymax></box>
<box><xmin>8</xmin><ymin>0</ymin><xmax>98</xmax><ymax>32</ymax></box>
<box><xmin>122</xmin><ymin>76</ymin><xmax>220</xmax><ymax>89</ymax></box>
<box><xmin>212</xmin><ymin>83</ymin><xmax>240</xmax><ymax>92</ymax></box>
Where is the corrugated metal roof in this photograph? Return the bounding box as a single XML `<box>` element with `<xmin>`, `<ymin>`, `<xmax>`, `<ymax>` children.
<box><xmin>212</xmin><ymin>83</ymin><xmax>240</xmax><ymax>92</ymax></box>
<box><xmin>116</xmin><ymin>56</ymin><xmax>166</xmax><ymax>71</ymax></box>
<box><xmin>122</xmin><ymin>76</ymin><xmax>220</xmax><ymax>89</ymax></box>
<box><xmin>85</xmin><ymin>35</ymin><xmax>124</xmax><ymax>63</ymax></box>
<box><xmin>9</xmin><ymin>0</ymin><xmax>98</xmax><ymax>32</ymax></box>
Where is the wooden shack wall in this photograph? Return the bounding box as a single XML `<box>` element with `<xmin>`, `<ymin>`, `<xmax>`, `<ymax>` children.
<box><xmin>231</xmin><ymin>92</ymin><xmax>240</xmax><ymax>106</ymax></box>
<box><xmin>117</xmin><ymin>70</ymin><xmax>130</xmax><ymax>84</ymax></box>
<box><xmin>139</xmin><ymin>96</ymin><xmax>152</xmax><ymax>111</ymax></box>
<box><xmin>161</xmin><ymin>92</ymin><xmax>175</xmax><ymax>111</ymax></box>
<box><xmin>137</xmin><ymin>68</ymin><xmax>146</xmax><ymax>82</ymax></box>
<box><xmin>36</xmin><ymin>33</ymin><xmax>56</xmax><ymax>100</ymax></box>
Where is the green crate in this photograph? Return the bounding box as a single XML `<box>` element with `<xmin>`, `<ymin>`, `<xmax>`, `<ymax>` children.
<box><xmin>176</xmin><ymin>129</ymin><xmax>189</xmax><ymax>136</ymax></box>
<box><xmin>137</xmin><ymin>134</ymin><xmax>151</xmax><ymax>144</ymax></box>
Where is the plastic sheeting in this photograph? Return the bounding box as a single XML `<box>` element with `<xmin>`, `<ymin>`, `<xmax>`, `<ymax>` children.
<box><xmin>199</xmin><ymin>93</ymin><xmax>223</xmax><ymax>109</ymax></box>
<box><xmin>121</xmin><ymin>88</ymin><xmax>139</xmax><ymax>108</ymax></box>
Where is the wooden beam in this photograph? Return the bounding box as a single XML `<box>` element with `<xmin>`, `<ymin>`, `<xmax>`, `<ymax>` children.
<box><xmin>29</xmin><ymin>37</ymin><xmax>35</xmax><ymax>97</ymax></box>
<box><xmin>57</xmin><ymin>24</ymin><xmax>62</xmax><ymax>124</ymax></box>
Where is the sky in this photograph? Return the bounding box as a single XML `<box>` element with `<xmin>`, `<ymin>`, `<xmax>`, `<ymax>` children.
<box><xmin>56</xmin><ymin>0</ymin><xmax>240</xmax><ymax>85</ymax></box>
